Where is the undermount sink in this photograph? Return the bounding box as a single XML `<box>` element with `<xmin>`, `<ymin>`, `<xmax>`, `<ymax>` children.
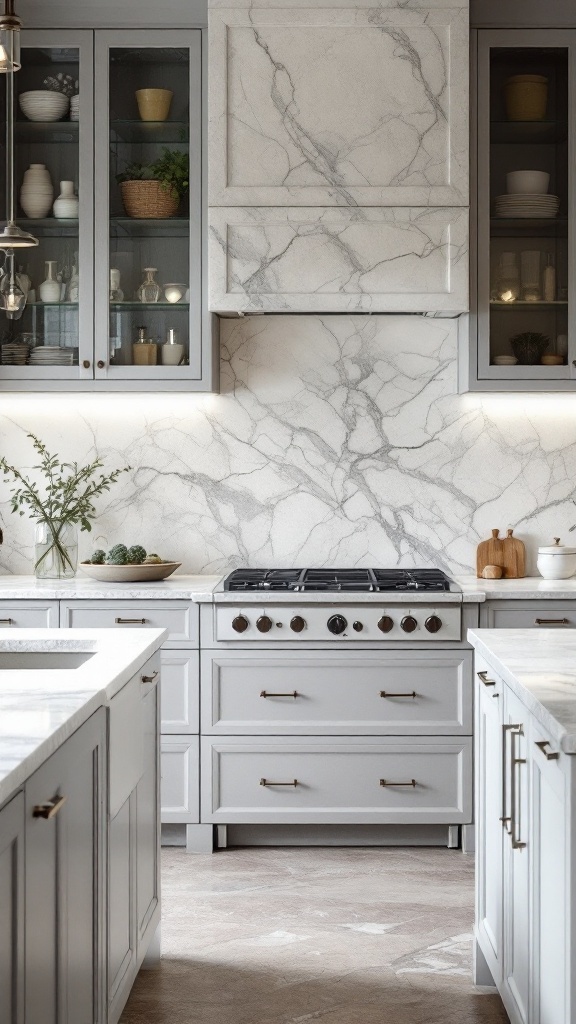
<box><xmin>0</xmin><ymin>652</ymin><xmax>95</xmax><ymax>670</ymax></box>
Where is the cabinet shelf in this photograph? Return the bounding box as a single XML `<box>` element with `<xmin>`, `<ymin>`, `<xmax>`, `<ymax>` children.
<box><xmin>490</xmin><ymin>120</ymin><xmax>567</xmax><ymax>144</ymax></box>
<box><xmin>110</xmin><ymin>120</ymin><xmax>188</xmax><ymax>143</ymax></box>
<box><xmin>490</xmin><ymin>217</ymin><xmax>567</xmax><ymax>237</ymax></box>
<box><xmin>25</xmin><ymin>301</ymin><xmax>78</xmax><ymax>307</ymax></box>
<box><xmin>110</xmin><ymin>302</ymin><xmax>189</xmax><ymax>310</ymax></box>
<box><xmin>16</xmin><ymin>217</ymin><xmax>79</xmax><ymax>237</ymax></box>
<box><xmin>110</xmin><ymin>217</ymin><xmax>189</xmax><ymax>238</ymax></box>
<box><xmin>15</xmin><ymin>120</ymin><xmax>79</xmax><ymax>143</ymax></box>
<box><xmin>490</xmin><ymin>301</ymin><xmax>568</xmax><ymax>309</ymax></box>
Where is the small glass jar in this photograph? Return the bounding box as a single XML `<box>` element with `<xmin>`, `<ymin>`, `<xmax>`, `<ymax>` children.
<box><xmin>34</xmin><ymin>520</ymin><xmax>78</xmax><ymax>579</ymax></box>
<box><xmin>137</xmin><ymin>267</ymin><xmax>161</xmax><ymax>304</ymax></box>
<box><xmin>494</xmin><ymin>253</ymin><xmax>520</xmax><ymax>303</ymax></box>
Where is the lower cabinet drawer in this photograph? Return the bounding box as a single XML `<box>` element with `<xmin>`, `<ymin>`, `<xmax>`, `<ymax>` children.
<box><xmin>0</xmin><ymin>599</ymin><xmax>59</xmax><ymax>628</ymax></box>
<box><xmin>201</xmin><ymin>737</ymin><xmax>472</xmax><ymax>825</ymax></box>
<box><xmin>160</xmin><ymin>736</ymin><xmax>199</xmax><ymax>824</ymax></box>
<box><xmin>201</xmin><ymin>650</ymin><xmax>472</xmax><ymax>734</ymax></box>
<box><xmin>160</xmin><ymin>650</ymin><xmax>199</xmax><ymax>733</ymax></box>
<box><xmin>481</xmin><ymin>601</ymin><xmax>576</xmax><ymax>630</ymax></box>
<box><xmin>59</xmin><ymin>600</ymin><xmax>198</xmax><ymax>645</ymax></box>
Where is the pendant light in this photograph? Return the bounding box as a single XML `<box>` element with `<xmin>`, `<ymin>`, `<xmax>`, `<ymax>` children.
<box><xmin>0</xmin><ymin>0</ymin><xmax>21</xmax><ymax>74</ymax></box>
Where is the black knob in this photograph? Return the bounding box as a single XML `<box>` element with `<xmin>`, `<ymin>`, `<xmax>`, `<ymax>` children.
<box><xmin>378</xmin><ymin>615</ymin><xmax>394</xmax><ymax>633</ymax></box>
<box><xmin>257</xmin><ymin>615</ymin><xmax>273</xmax><ymax>633</ymax></box>
<box><xmin>401</xmin><ymin>615</ymin><xmax>418</xmax><ymax>633</ymax></box>
<box><xmin>327</xmin><ymin>614</ymin><xmax>347</xmax><ymax>635</ymax></box>
<box><xmin>232</xmin><ymin>615</ymin><xmax>249</xmax><ymax>633</ymax></box>
<box><xmin>290</xmin><ymin>615</ymin><xmax>306</xmax><ymax>633</ymax></box>
<box><xmin>425</xmin><ymin>615</ymin><xmax>442</xmax><ymax>633</ymax></box>
<box><xmin>353</xmin><ymin>621</ymin><xmax>363</xmax><ymax>632</ymax></box>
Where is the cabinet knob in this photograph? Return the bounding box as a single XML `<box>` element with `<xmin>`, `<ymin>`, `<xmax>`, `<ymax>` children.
<box><xmin>83</xmin><ymin>360</ymin><xmax>90</xmax><ymax>369</ymax></box>
<box><xmin>141</xmin><ymin>669</ymin><xmax>159</xmax><ymax>684</ymax></box>
<box><xmin>97</xmin><ymin>360</ymin><xmax>105</xmax><ymax>369</ymax></box>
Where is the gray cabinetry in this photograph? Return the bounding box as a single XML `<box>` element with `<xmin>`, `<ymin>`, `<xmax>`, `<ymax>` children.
<box><xmin>480</xmin><ymin>600</ymin><xmax>576</xmax><ymax>629</ymax></box>
<box><xmin>24</xmin><ymin>708</ymin><xmax>106</xmax><ymax>1024</ymax></box>
<box><xmin>0</xmin><ymin>599</ymin><xmax>58</xmax><ymax>628</ymax></box>
<box><xmin>0</xmin><ymin>792</ymin><xmax>25</xmax><ymax>1024</ymax></box>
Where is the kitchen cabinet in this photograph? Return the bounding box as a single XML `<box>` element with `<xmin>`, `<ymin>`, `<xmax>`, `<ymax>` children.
<box><xmin>24</xmin><ymin>707</ymin><xmax>106</xmax><ymax>1024</ymax></box>
<box><xmin>0</xmin><ymin>29</ymin><xmax>216</xmax><ymax>393</ymax></box>
<box><xmin>480</xmin><ymin>600</ymin><xmax>576</xmax><ymax>629</ymax></box>
<box><xmin>0</xmin><ymin>792</ymin><xmax>25</xmax><ymax>1024</ymax></box>
<box><xmin>208</xmin><ymin>1</ymin><xmax>469</xmax><ymax>315</ymax></box>
<box><xmin>463</xmin><ymin>30</ymin><xmax>576</xmax><ymax>392</ymax></box>
<box><xmin>474</xmin><ymin>659</ymin><xmax>503</xmax><ymax>986</ymax></box>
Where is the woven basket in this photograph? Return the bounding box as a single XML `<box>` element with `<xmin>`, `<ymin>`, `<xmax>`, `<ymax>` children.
<box><xmin>120</xmin><ymin>179</ymin><xmax>179</xmax><ymax>219</ymax></box>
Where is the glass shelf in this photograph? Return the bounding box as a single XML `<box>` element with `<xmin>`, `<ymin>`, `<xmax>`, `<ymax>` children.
<box><xmin>16</xmin><ymin>218</ymin><xmax>79</xmax><ymax>237</ymax></box>
<box><xmin>490</xmin><ymin>300</ymin><xmax>568</xmax><ymax>308</ymax></box>
<box><xmin>110</xmin><ymin>120</ymin><xmax>188</xmax><ymax>143</ymax></box>
<box><xmin>110</xmin><ymin>217</ymin><xmax>189</xmax><ymax>237</ymax></box>
<box><xmin>110</xmin><ymin>302</ymin><xmax>189</xmax><ymax>310</ymax></box>
<box><xmin>490</xmin><ymin>217</ymin><xmax>567</xmax><ymax>237</ymax></box>
<box><xmin>490</xmin><ymin>120</ymin><xmax>568</xmax><ymax>144</ymax></box>
<box><xmin>25</xmin><ymin>301</ymin><xmax>79</xmax><ymax>307</ymax></box>
<box><xmin>15</xmin><ymin>120</ymin><xmax>79</xmax><ymax>143</ymax></box>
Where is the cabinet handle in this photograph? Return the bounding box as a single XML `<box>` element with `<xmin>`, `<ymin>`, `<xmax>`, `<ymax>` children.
<box><xmin>82</xmin><ymin>359</ymin><xmax>90</xmax><ymax>369</ymax></box>
<box><xmin>33</xmin><ymin>794</ymin><xmax>67</xmax><ymax>819</ymax></box>
<box><xmin>260</xmin><ymin>690</ymin><xmax>299</xmax><ymax>698</ymax></box>
<box><xmin>477</xmin><ymin>670</ymin><xmax>497</xmax><ymax>687</ymax></box>
<box><xmin>535</xmin><ymin>618</ymin><xmax>569</xmax><ymax>626</ymax></box>
<box><xmin>535</xmin><ymin>739</ymin><xmax>559</xmax><ymax>760</ymax></box>
<box><xmin>0</xmin><ymin>618</ymin><xmax>12</xmax><ymax>624</ymax></box>
<box><xmin>380</xmin><ymin>779</ymin><xmax>417</xmax><ymax>788</ymax></box>
<box><xmin>500</xmin><ymin>723</ymin><xmax>521</xmax><ymax>831</ymax></box>
<box><xmin>510</xmin><ymin>727</ymin><xmax>527</xmax><ymax>850</ymax></box>
<box><xmin>380</xmin><ymin>690</ymin><xmax>417</xmax><ymax>699</ymax></box>
<box><xmin>141</xmin><ymin>669</ymin><xmax>159</xmax><ymax>684</ymax></box>
<box><xmin>115</xmin><ymin>617</ymin><xmax>147</xmax><ymax>624</ymax></box>
<box><xmin>260</xmin><ymin>778</ymin><xmax>299</xmax><ymax>787</ymax></box>
<box><xmin>97</xmin><ymin>360</ymin><xmax>105</xmax><ymax>369</ymax></box>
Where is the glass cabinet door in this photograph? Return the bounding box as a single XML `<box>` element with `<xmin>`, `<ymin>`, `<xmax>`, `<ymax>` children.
<box><xmin>0</xmin><ymin>30</ymin><xmax>93</xmax><ymax>385</ymax></box>
<box><xmin>477</xmin><ymin>31</ymin><xmax>575</xmax><ymax>385</ymax></box>
<box><xmin>94</xmin><ymin>30</ymin><xmax>202</xmax><ymax>385</ymax></box>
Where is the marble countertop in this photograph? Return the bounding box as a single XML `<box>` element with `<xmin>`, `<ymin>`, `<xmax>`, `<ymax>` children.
<box><xmin>0</xmin><ymin>574</ymin><xmax>222</xmax><ymax>602</ymax></box>
<box><xmin>468</xmin><ymin>628</ymin><xmax>576</xmax><ymax>754</ymax></box>
<box><xmin>458</xmin><ymin>576</ymin><xmax>576</xmax><ymax>601</ymax></box>
<box><xmin>0</xmin><ymin>627</ymin><xmax>167</xmax><ymax>807</ymax></box>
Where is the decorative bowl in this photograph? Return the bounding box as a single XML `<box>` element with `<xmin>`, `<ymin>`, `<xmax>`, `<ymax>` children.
<box><xmin>164</xmin><ymin>283</ymin><xmax>187</xmax><ymax>303</ymax></box>
<box><xmin>19</xmin><ymin>90</ymin><xmax>70</xmax><ymax>122</ymax></box>
<box><xmin>79</xmin><ymin>561</ymin><xmax>181</xmax><ymax>583</ymax></box>
<box><xmin>506</xmin><ymin>170</ymin><xmax>550</xmax><ymax>195</ymax></box>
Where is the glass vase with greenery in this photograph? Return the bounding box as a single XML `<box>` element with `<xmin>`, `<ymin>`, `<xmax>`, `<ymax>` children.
<box><xmin>0</xmin><ymin>435</ymin><xmax>130</xmax><ymax>579</ymax></box>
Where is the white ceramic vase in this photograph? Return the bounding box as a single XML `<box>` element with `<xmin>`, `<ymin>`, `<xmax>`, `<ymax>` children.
<box><xmin>20</xmin><ymin>163</ymin><xmax>53</xmax><ymax>219</ymax></box>
<box><xmin>53</xmin><ymin>180</ymin><xmax>79</xmax><ymax>219</ymax></box>
<box><xmin>39</xmin><ymin>260</ymin><xmax>62</xmax><ymax>303</ymax></box>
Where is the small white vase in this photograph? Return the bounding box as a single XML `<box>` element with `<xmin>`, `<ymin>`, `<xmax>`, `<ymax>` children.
<box><xmin>39</xmin><ymin>260</ymin><xmax>62</xmax><ymax>302</ymax></box>
<box><xmin>20</xmin><ymin>163</ymin><xmax>53</xmax><ymax>218</ymax></box>
<box><xmin>53</xmin><ymin>180</ymin><xmax>79</xmax><ymax>219</ymax></box>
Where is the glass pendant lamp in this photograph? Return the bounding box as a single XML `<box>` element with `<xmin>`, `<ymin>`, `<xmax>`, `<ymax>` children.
<box><xmin>0</xmin><ymin>0</ymin><xmax>37</xmax><ymax>258</ymax></box>
<box><xmin>0</xmin><ymin>0</ymin><xmax>21</xmax><ymax>73</ymax></box>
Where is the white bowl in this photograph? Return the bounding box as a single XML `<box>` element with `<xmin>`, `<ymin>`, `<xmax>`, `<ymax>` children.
<box><xmin>79</xmin><ymin>561</ymin><xmax>182</xmax><ymax>583</ymax></box>
<box><xmin>493</xmin><ymin>355</ymin><xmax>519</xmax><ymax>365</ymax></box>
<box><xmin>506</xmin><ymin>170</ymin><xmax>550</xmax><ymax>195</ymax></box>
<box><xmin>19</xmin><ymin>91</ymin><xmax>69</xmax><ymax>122</ymax></box>
<box><xmin>164</xmin><ymin>282</ymin><xmax>187</xmax><ymax>303</ymax></box>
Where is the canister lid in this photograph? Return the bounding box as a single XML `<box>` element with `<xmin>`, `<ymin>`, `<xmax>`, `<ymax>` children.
<box><xmin>538</xmin><ymin>537</ymin><xmax>576</xmax><ymax>555</ymax></box>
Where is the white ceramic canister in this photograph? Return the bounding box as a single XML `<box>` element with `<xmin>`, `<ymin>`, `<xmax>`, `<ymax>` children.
<box><xmin>537</xmin><ymin>537</ymin><xmax>576</xmax><ymax>579</ymax></box>
<box><xmin>53</xmin><ymin>180</ymin><xmax>79</xmax><ymax>219</ymax></box>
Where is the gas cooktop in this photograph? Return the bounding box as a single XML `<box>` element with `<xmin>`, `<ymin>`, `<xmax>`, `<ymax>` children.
<box><xmin>223</xmin><ymin>568</ymin><xmax>457</xmax><ymax>593</ymax></box>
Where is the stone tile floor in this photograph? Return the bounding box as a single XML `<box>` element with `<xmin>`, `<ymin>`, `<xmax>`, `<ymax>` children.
<box><xmin>121</xmin><ymin>846</ymin><xmax>508</xmax><ymax>1024</ymax></box>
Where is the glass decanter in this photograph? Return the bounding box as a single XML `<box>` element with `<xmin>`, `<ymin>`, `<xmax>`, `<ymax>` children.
<box><xmin>137</xmin><ymin>267</ymin><xmax>161</xmax><ymax>304</ymax></box>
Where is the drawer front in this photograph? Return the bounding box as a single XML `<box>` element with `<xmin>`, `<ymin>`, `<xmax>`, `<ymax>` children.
<box><xmin>109</xmin><ymin>654</ymin><xmax>160</xmax><ymax>817</ymax></box>
<box><xmin>160</xmin><ymin>650</ymin><xmax>199</xmax><ymax>734</ymax></box>
<box><xmin>201</xmin><ymin>737</ymin><xmax>472</xmax><ymax>825</ymax></box>
<box><xmin>60</xmin><ymin>600</ymin><xmax>199</xmax><ymax>646</ymax></box>
<box><xmin>481</xmin><ymin>601</ymin><xmax>576</xmax><ymax>631</ymax></box>
<box><xmin>160</xmin><ymin>736</ymin><xmax>199</xmax><ymax>824</ymax></box>
<box><xmin>0</xmin><ymin>599</ymin><xmax>59</xmax><ymax>628</ymax></box>
<box><xmin>201</xmin><ymin>650</ymin><xmax>472</xmax><ymax>735</ymax></box>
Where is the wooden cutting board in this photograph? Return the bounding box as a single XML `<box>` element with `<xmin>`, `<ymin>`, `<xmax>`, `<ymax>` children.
<box><xmin>476</xmin><ymin>529</ymin><xmax>503</xmax><ymax>578</ymax></box>
<box><xmin>476</xmin><ymin>528</ymin><xmax>526</xmax><ymax>578</ymax></box>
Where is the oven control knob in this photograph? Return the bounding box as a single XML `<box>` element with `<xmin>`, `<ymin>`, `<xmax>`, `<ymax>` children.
<box><xmin>327</xmin><ymin>614</ymin><xmax>347</xmax><ymax>635</ymax></box>
<box><xmin>353</xmin><ymin>621</ymin><xmax>363</xmax><ymax>632</ymax></box>
<box><xmin>425</xmin><ymin>615</ymin><xmax>442</xmax><ymax>634</ymax></box>
<box><xmin>290</xmin><ymin>615</ymin><xmax>306</xmax><ymax>633</ymax></box>
<box><xmin>256</xmin><ymin>615</ymin><xmax>273</xmax><ymax>633</ymax></box>
<box><xmin>401</xmin><ymin>615</ymin><xmax>418</xmax><ymax>633</ymax></box>
<box><xmin>232</xmin><ymin>614</ymin><xmax>249</xmax><ymax>633</ymax></box>
<box><xmin>378</xmin><ymin>615</ymin><xmax>394</xmax><ymax>634</ymax></box>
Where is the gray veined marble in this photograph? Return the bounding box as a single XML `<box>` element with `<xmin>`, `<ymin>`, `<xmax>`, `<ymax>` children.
<box><xmin>209</xmin><ymin>6</ymin><xmax>469</xmax><ymax>207</ymax></box>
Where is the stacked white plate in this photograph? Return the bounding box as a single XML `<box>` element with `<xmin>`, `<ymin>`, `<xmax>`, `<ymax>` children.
<box><xmin>1</xmin><ymin>342</ymin><xmax>29</xmax><ymax>365</ymax></box>
<box><xmin>28</xmin><ymin>346</ymin><xmax>75</xmax><ymax>366</ymax></box>
<box><xmin>494</xmin><ymin>194</ymin><xmax>560</xmax><ymax>219</ymax></box>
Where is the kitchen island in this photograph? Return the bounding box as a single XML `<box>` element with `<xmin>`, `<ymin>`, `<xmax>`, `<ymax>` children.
<box><xmin>0</xmin><ymin>626</ymin><xmax>167</xmax><ymax>1024</ymax></box>
<box><xmin>468</xmin><ymin>627</ymin><xmax>576</xmax><ymax>1024</ymax></box>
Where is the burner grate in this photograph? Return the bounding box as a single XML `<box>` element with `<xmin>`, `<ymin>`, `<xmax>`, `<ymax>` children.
<box><xmin>223</xmin><ymin>568</ymin><xmax>454</xmax><ymax>593</ymax></box>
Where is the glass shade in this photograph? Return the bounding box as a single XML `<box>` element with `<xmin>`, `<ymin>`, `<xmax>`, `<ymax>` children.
<box><xmin>0</xmin><ymin>26</ymin><xmax>20</xmax><ymax>73</ymax></box>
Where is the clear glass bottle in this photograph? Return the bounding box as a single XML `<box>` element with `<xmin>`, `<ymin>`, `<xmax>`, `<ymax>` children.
<box><xmin>494</xmin><ymin>252</ymin><xmax>520</xmax><ymax>303</ymax></box>
<box><xmin>137</xmin><ymin>267</ymin><xmax>161</xmax><ymax>304</ymax></box>
<box><xmin>109</xmin><ymin>267</ymin><xmax>124</xmax><ymax>302</ymax></box>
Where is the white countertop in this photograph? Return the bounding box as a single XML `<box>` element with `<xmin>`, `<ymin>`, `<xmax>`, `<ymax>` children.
<box><xmin>0</xmin><ymin>573</ymin><xmax>222</xmax><ymax>602</ymax></box>
<box><xmin>468</xmin><ymin>628</ymin><xmax>576</xmax><ymax>754</ymax></box>
<box><xmin>0</xmin><ymin>627</ymin><xmax>167</xmax><ymax>807</ymax></box>
<box><xmin>458</xmin><ymin>575</ymin><xmax>576</xmax><ymax>601</ymax></box>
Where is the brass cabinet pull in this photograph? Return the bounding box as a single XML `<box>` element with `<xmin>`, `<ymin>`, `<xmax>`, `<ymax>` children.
<box><xmin>260</xmin><ymin>778</ymin><xmax>299</xmax><ymax>787</ymax></box>
<box><xmin>33</xmin><ymin>794</ymin><xmax>67</xmax><ymax>819</ymax></box>
<box><xmin>260</xmin><ymin>690</ymin><xmax>299</xmax><ymax>698</ymax></box>
<box><xmin>82</xmin><ymin>359</ymin><xmax>90</xmax><ymax>369</ymax></box>
<box><xmin>477</xmin><ymin>670</ymin><xmax>496</xmax><ymax>687</ymax></box>
<box><xmin>535</xmin><ymin>739</ymin><xmax>559</xmax><ymax>761</ymax></box>
<box><xmin>535</xmin><ymin>618</ymin><xmax>569</xmax><ymax>626</ymax></box>
<box><xmin>115</xmin><ymin>617</ymin><xmax>147</xmax><ymax>624</ymax></box>
<box><xmin>380</xmin><ymin>779</ymin><xmax>417</xmax><ymax>788</ymax></box>
<box><xmin>97</xmin><ymin>360</ymin><xmax>105</xmax><ymax>369</ymax></box>
<box><xmin>0</xmin><ymin>618</ymin><xmax>12</xmax><ymax>624</ymax></box>
<box><xmin>500</xmin><ymin>724</ymin><xmax>521</xmax><ymax>831</ymax></box>
<box><xmin>141</xmin><ymin>669</ymin><xmax>159</xmax><ymax>684</ymax></box>
<box><xmin>510</xmin><ymin>727</ymin><xmax>527</xmax><ymax>850</ymax></box>
<box><xmin>380</xmin><ymin>690</ymin><xmax>417</xmax><ymax>699</ymax></box>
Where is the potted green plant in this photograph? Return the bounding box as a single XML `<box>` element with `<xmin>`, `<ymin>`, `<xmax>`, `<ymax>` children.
<box><xmin>0</xmin><ymin>434</ymin><xmax>130</xmax><ymax>579</ymax></box>
<box><xmin>116</xmin><ymin>147</ymin><xmax>189</xmax><ymax>219</ymax></box>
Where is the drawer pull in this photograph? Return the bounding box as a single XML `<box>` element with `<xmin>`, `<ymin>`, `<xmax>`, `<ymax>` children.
<box><xmin>33</xmin><ymin>794</ymin><xmax>67</xmax><ymax>819</ymax></box>
<box><xmin>0</xmin><ymin>618</ymin><xmax>12</xmax><ymax>624</ymax></box>
<box><xmin>535</xmin><ymin>739</ymin><xmax>560</xmax><ymax>760</ymax></box>
<box><xmin>141</xmin><ymin>669</ymin><xmax>159</xmax><ymax>684</ymax></box>
<box><xmin>380</xmin><ymin>690</ymin><xmax>416</xmax><ymax>699</ymax></box>
<box><xmin>380</xmin><ymin>779</ymin><xmax>417</xmax><ymax>788</ymax></box>
<box><xmin>115</xmin><ymin>617</ymin><xmax>147</xmax><ymax>625</ymax></box>
<box><xmin>260</xmin><ymin>690</ymin><xmax>299</xmax><ymax>699</ymax></box>
<box><xmin>260</xmin><ymin>778</ymin><xmax>299</xmax><ymax>787</ymax></box>
<box><xmin>477</xmin><ymin>671</ymin><xmax>496</xmax><ymax>687</ymax></box>
<box><xmin>535</xmin><ymin>618</ymin><xmax>569</xmax><ymax>626</ymax></box>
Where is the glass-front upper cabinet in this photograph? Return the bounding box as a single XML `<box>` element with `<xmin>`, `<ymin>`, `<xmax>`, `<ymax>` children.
<box><xmin>472</xmin><ymin>30</ymin><xmax>575</xmax><ymax>390</ymax></box>
<box><xmin>94</xmin><ymin>30</ymin><xmax>202</xmax><ymax>385</ymax></box>
<box><xmin>0</xmin><ymin>30</ymin><xmax>93</xmax><ymax>385</ymax></box>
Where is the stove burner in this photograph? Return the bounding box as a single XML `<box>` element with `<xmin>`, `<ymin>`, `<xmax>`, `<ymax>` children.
<box><xmin>223</xmin><ymin>568</ymin><xmax>455</xmax><ymax>593</ymax></box>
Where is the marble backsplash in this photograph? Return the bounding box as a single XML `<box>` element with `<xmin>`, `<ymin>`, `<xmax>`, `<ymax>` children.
<box><xmin>1</xmin><ymin>314</ymin><xmax>576</xmax><ymax>577</ymax></box>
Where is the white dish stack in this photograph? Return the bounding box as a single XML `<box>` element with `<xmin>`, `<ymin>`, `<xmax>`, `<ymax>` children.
<box><xmin>28</xmin><ymin>346</ymin><xmax>75</xmax><ymax>367</ymax></box>
<box><xmin>495</xmin><ymin>168</ymin><xmax>559</xmax><ymax>218</ymax></box>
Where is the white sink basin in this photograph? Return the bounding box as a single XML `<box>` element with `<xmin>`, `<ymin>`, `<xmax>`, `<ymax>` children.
<box><xmin>0</xmin><ymin>652</ymin><xmax>95</xmax><ymax>670</ymax></box>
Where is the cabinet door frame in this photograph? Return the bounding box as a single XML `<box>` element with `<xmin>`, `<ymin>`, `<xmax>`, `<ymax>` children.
<box><xmin>475</xmin><ymin>662</ymin><xmax>504</xmax><ymax>986</ymax></box>
<box><xmin>93</xmin><ymin>28</ymin><xmax>204</xmax><ymax>384</ymax></box>
<box><xmin>0</xmin><ymin>792</ymin><xmax>25</xmax><ymax>1024</ymax></box>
